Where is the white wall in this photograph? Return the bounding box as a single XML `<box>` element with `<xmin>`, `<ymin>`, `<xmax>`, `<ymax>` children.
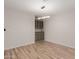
<box><xmin>4</xmin><ymin>8</ymin><xmax>35</xmax><ymax>49</ymax></box>
<box><xmin>44</xmin><ymin>10</ymin><xmax>75</xmax><ymax>48</ymax></box>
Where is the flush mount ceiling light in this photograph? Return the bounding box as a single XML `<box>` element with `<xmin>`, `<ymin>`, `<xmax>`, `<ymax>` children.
<box><xmin>41</xmin><ymin>0</ymin><xmax>48</xmax><ymax>9</ymax></box>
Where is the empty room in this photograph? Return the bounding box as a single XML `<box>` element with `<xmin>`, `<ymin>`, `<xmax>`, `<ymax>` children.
<box><xmin>4</xmin><ymin>0</ymin><xmax>75</xmax><ymax>59</ymax></box>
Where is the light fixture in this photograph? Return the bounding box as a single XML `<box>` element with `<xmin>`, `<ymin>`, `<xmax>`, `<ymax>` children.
<box><xmin>41</xmin><ymin>6</ymin><xmax>45</xmax><ymax>9</ymax></box>
<box><xmin>37</xmin><ymin>16</ymin><xmax>50</xmax><ymax>20</ymax></box>
<box><xmin>41</xmin><ymin>0</ymin><xmax>48</xmax><ymax>9</ymax></box>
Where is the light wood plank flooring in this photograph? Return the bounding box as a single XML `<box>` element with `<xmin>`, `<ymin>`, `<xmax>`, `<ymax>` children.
<box><xmin>4</xmin><ymin>41</ymin><xmax>75</xmax><ymax>59</ymax></box>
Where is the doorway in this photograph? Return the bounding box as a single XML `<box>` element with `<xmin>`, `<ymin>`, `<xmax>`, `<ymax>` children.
<box><xmin>35</xmin><ymin>16</ymin><xmax>44</xmax><ymax>42</ymax></box>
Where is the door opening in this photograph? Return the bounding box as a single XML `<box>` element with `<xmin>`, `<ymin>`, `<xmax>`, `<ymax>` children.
<box><xmin>35</xmin><ymin>16</ymin><xmax>44</xmax><ymax>42</ymax></box>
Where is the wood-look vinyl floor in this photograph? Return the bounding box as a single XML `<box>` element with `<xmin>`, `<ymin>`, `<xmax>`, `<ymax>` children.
<box><xmin>4</xmin><ymin>41</ymin><xmax>75</xmax><ymax>59</ymax></box>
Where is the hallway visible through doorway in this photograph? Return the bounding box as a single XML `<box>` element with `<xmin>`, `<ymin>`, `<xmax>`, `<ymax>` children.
<box><xmin>35</xmin><ymin>16</ymin><xmax>44</xmax><ymax>42</ymax></box>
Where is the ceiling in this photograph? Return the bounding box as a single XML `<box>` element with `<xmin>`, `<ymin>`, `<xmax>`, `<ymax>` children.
<box><xmin>4</xmin><ymin>0</ymin><xmax>75</xmax><ymax>15</ymax></box>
